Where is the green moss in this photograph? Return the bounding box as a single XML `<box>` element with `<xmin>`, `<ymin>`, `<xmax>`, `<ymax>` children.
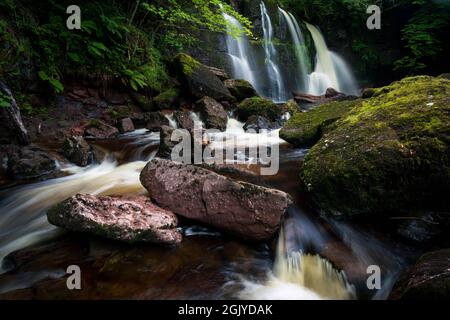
<box><xmin>153</xmin><ymin>87</ymin><xmax>180</xmax><ymax>109</ymax></box>
<box><xmin>280</xmin><ymin>99</ymin><xmax>361</xmax><ymax>147</ymax></box>
<box><xmin>174</xmin><ymin>53</ymin><xmax>200</xmax><ymax>76</ymax></box>
<box><xmin>300</xmin><ymin>76</ymin><xmax>450</xmax><ymax>218</ymax></box>
<box><xmin>236</xmin><ymin>96</ymin><xmax>282</xmax><ymax>122</ymax></box>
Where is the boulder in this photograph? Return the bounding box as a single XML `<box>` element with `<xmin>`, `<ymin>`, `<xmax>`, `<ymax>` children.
<box><xmin>280</xmin><ymin>99</ymin><xmax>361</xmax><ymax>147</ymax></box>
<box><xmin>206</xmin><ymin>66</ymin><xmax>229</xmax><ymax>81</ymax></box>
<box><xmin>144</xmin><ymin>112</ymin><xmax>169</xmax><ymax>131</ymax></box>
<box><xmin>243</xmin><ymin>115</ymin><xmax>278</xmax><ymax>132</ymax></box>
<box><xmin>117</xmin><ymin>117</ymin><xmax>135</xmax><ymax>133</ymax></box>
<box><xmin>236</xmin><ymin>96</ymin><xmax>282</xmax><ymax>122</ymax></box>
<box><xmin>172</xmin><ymin>53</ymin><xmax>234</xmax><ymax>102</ymax></box>
<box><xmin>301</xmin><ymin>76</ymin><xmax>450</xmax><ymax>218</ymax></box>
<box><xmin>47</xmin><ymin>194</ymin><xmax>182</xmax><ymax>245</ymax></box>
<box><xmin>61</xmin><ymin>136</ymin><xmax>92</xmax><ymax>167</ymax></box>
<box><xmin>195</xmin><ymin>96</ymin><xmax>228</xmax><ymax>131</ymax></box>
<box><xmin>281</xmin><ymin>99</ymin><xmax>301</xmax><ymax>115</ymax></box>
<box><xmin>224</xmin><ymin>79</ymin><xmax>257</xmax><ymax>101</ymax></box>
<box><xmin>84</xmin><ymin>120</ymin><xmax>119</xmax><ymax>139</ymax></box>
<box><xmin>0</xmin><ymin>81</ymin><xmax>29</xmax><ymax>145</ymax></box>
<box><xmin>390</xmin><ymin>249</ymin><xmax>450</xmax><ymax>299</ymax></box>
<box><xmin>130</xmin><ymin>92</ymin><xmax>153</xmax><ymax>111</ymax></box>
<box><xmin>153</xmin><ymin>88</ymin><xmax>180</xmax><ymax>110</ymax></box>
<box><xmin>293</xmin><ymin>87</ymin><xmax>350</xmax><ymax>105</ymax></box>
<box><xmin>7</xmin><ymin>145</ymin><xmax>57</xmax><ymax>180</ymax></box>
<box><xmin>140</xmin><ymin>158</ymin><xmax>292</xmax><ymax>241</ymax></box>
<box><xmin>157</xmin><ymin>125</ymin><xmax>176</xmax><ymax>159</ymax></box>
<box><xmin>174</xmin><ymin>111</ymin><xmax>194</xmax><ymax>132</ymax></box>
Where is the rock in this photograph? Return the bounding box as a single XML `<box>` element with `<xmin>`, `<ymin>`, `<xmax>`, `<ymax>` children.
<box><xmin>195</xmin><ymin>96</ymin><xmax>228</xmax><ymax>130</ymax></box>
<box><xmin>84</xmin><ymin>120</ymin><xmax>119</xmax><ymax>139</ymax></box>
<box><xmin>236</xmin><ymin>96</ymin><xmax>282</xmax><ymax>122</ymax></box>
<box><xmin>243</xmin><ymin>115</ymin><xmax>277</xmax><ymax>132</ymax></box>
<box><xmin>153</xmin><ymin>88</ymin><xmax>180</xmax><ymax>109</ymax></box>
<box><xmin>438</xmin><ymin>73</ymin><xmax>450</xmax><ymax>80</ymax></box>
<box><xmin>293</xmin><ymin>88</ymin><xmax>352</xmax><ymax>105</ymax></box>
<box><xmin>102</xmin><ymin>90</ymin><xmax>128</xmax><ymax>105</ymax></box>
<box><xmin>301</xmin><ymin>76</ymin><xmax>450</xmax><ymax>218</ymax></box>
<box><xmin>0</xmin><ymin>81</ymin><xmax>29</xmax><ymax>145</ymax></box>
<box><xmin>144</xmin><ymin>112</ymin><xmax>170</xmax><ymax>131</ymax></box>
<box><xmin>174</xmin><ymin>111</ymin><xmax>194</xmax><ymax>132</ymax></box>
<box><xmin>117</xmin><ymin>117</ymin><xmax>135</xmax><ymax>133</ymax></box>
<box><xmin>62</xmin><ymin>136</ymin><xmax>92</xmax><ymax>167</ymax></box>
<box><xmin>206</xmin><ymin>66</ymin><xmax>229</xmax><ymax>81</ymax></box>
<box><xmin>281</xmin><ymin>99</ymin><xmax>301</xmax><ymax>115</ymax></box>
<box><xmin>224</xmin><ymin>79</ymin><xmax>257</xmax><ymax>101</ymax></box>
<box><xmin>140</xmin><ymin>158</ymin><xmax>292</xmax><ymax>241</ymax></box>
<box><xmin>390</xmin><ymin>249</ymin><xmax>450</xmax><ymax>299</ymax></box>
<box><xmin>361</xmin><ymin>88</ymin><xmax>376</xmax><ymax>99</ymax></box>
<box><xmin>7</xmin><ymin>145</ymin><xmax>57</xmax><ymax>180</ymax></box>
<box><xmin>396</xmin><ymin>212</ymin><xmax>450</xmax><ymax>244</ymax></box>
<box><xmin>280</xmin><ymin>99</ymin><xmax>360</xmax><ymax>147</ymax></box>
<box><xmin>130</xmin><ymin>92</ymin><xmax>153</xmax><ymax>111</ymax></box>
<box><xmin>157</xmin><ymin>125</ymin><xmax>176</xmax><ymax>159</ymax></box>
<box><xmin>172</xmin><ymin>53</ymin><xmax>234</xmax><ymax>102</ymax></box>
<box><xmin>47</xmin><ymin>194</ymin><xmax>182</xmax><ymax>245</ymax></box>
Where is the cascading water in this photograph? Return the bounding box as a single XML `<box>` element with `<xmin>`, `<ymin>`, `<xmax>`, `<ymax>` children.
<box><xmin>222</xmin><ymin>10</ymin><xmax>259</xmax><ymax>93</ymax></box>
<box><xmin>260</xmin><ymin>2</ymin><xmax>287</xmax><ymax>102</ymax></box>
<box><xmin>305</xmin><ymin>22</ymin><xmax>359</xmax><ymax>95</ymax></box>
<box><xmin>278</xmin><ymin>8</ymin><xmax>309</xmax><ymax>92</ymax></box>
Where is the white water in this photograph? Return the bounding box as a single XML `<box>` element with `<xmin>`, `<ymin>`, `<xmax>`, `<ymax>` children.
<box><xmin>164</xmin><ymin>113</ymin><xmax>178</xmax><ymax>129</ymax></box>
<box><xmin>260</xmin><ymin>2</ymin><xmax>286</xmax><ymax>102</ymax></box>
<box><xmin>305</xmin><ymin>22</ymin><xmax>359</xmax><ymax>95</ymax></box>
<box><xmin>0</xmin><ymin>130</ymin><xmax>161</xmax><ymax>273</ymax></box>
<box><xmin>278</xmin><ymin>8</ymin><xmax>309</xmax><ymax>91</ymax></box>
<box><xmin>222</xmin><ymin>11</ymin><xmax>259</xmax><ymax>93</ymax></box>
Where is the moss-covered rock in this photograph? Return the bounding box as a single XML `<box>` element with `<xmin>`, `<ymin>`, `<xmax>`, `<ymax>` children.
<box><xmin>280</xmin><ymin>99</ymin><xmax>361</xmax><ymax>147</ymax></box>
<box><xmin>153</xmin><ymin>87</ymin><xmax>180</xmax><ymax>109</ymax></box>
<box><xmin>224</xmin><ymin>79</ymin><xmax>257</xmax><ymax>101</ymax></box>
<box><xmin>301</xmin><ymin>76</ymin><xmax>450</xmax><ymax>218</ymax></box>
<box><xmin>281</xmin><ymin>99</ymin><xmax>301</xmax><ymax>115</ymax></box>
<box><xmin>172</xmin><ymin>53</ymin><xmax>234</xmax><ymax>102</ymax></box>
<box><xmin>236</xmin><ymin>96</ymin><xmax>282</xmax><ymax>122</ymax></box>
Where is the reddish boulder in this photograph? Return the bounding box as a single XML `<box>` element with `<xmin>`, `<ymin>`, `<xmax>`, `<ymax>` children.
<box><xmin>47</xmin><ymin>194</ymin><xmax>182</xmax><ymax>245</ymax></box>
<box><xmin>140</xmin><ymin>158</ymin><xmax>292</xmax><ymax>241</ymax></box>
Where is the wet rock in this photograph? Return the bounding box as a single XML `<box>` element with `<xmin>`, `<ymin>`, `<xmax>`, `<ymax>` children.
<box><xmin>224</xmin><ymin>79</ymin><xmax>257</xmax><ymax>101</ymax></box>
<box><xmin>102</xmin><ymin>91</ymin><xmax>128</xmax><ymax>105</ymax></box>
<box><xmin>174</xmin><ymin>111</ymin><xmax>194</xmax><ymax>132</ymax></box>
<box><xmin>243</xmin><ymin>115</ymin><xmax>278</xmax><ymax>132</ymax></box>
<box><xmin>144</xmin><ymin>112</ymin><xmax>170</xmax><ymax>132</ymax></box>
<box><xmin>0</xmin><ymin>81</ymin><xmax>29</xmax><ymax>145</ymax></box>
<box><xmin>281</xmin><ymin>99</ymin><xmax>301</xmax><ymax>115</ymax></box>
<box><xmin>153</xmin><ymin>88</ymin><xmax>180</xmax><ymax>110</ymax></box>
<box><xmin>172</xmin><ymin>53</ymin><xmax>234</xmax><ymax>102</ymax></box>
<box><xmin>195</xmin><ymin>96</ymin><xmax>228</xmax><ymax>130</ymax></box>
<box><xmin>236</xmin><ymin>96</ymin><xmax>282</xmax><ymax>122</ymax></box>
<box><xmin>206</xmin><ymin>66</ymin><xmax>228</xmax><ymax>81</ymax></box>
<box><xmin>130</xmin><ymin>92</ymin><xmax>153</xmax><ymax>111</ymax></box>
<box><xmin>280</xmin><ymin>99</ymin><xmax>361</xmax><ymax>147</ymax></box>
<box><xmin>83</xmin><ymin>120</ymin><xmax>119</xmax><ymax>139</ymax></box>
<box><xmin>293</xmin><ymin>87</ymin><xmax>351</xmax><ymax>105</ymax></box>
<box><xmin>301</xmin><ymin>76</ymin><xmax>450</xmax><ymax>218</ymax></box>
<box><xmin>62</xmin><ymin>136</ymin><xmax>92</xmax><ymax>167</ymax></box>
<box><xmin>47</xmin><ymin>194</ymin><xmax>182</xmax><ymax>245</ymax></box>
<box><xmin>7</xmin><ymin>145</ymin><xmax>57</xmax><ymax>180</ymax></box>
<box><xmin>117</xmin><ymin>117</ymin><xmax>135</xmax><ymax>133</ymax></box>
<box><xmin>390</xmin><ymin>249</ymin><xmax>450</xmax><ymax>299</ymax></box>
<box><xmin>140</xmin><ymin>158</ymin><xmax>292</xmax><ymax>241</ymax></box>
<box><xmin>156</xmin><ymin>125</ymin><xmax>176</xmax><ymax>159</ymax></box>
<box><xmin>396</xmin><ymin>212</ymin><xmax>450</xmax><ymax>245</ymax></box>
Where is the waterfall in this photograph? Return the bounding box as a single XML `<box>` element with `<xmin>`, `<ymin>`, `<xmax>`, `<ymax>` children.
<box><xmin>278</xmin><ymin>8</ymin><xmax>309</xmax><ymax>92</ymax></box>
<box><xmin>305</xmin><ymin>22</ymin><xmax>339</xmax><ymax>94</ymax></box>
<box><xmin>305</xmin><ymin>22</ymin><xmax>359</xmax><ymax>96</ymax></box>
<box><xmin>260</xmin><ymin>2</ymin><xmax>286</xmax><ymax>102</ymax></box>
<box><xmin>222</xmin><ymin>11</ymin><xmax>259</xmax><ymax>93</ymax></box>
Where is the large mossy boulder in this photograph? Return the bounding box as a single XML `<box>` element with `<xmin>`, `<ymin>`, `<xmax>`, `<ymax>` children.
<box><xmin>172</xmin><ymin>53</ymin><xmax>234</xmax><ymax>102</ymax></box>
<box><xmin>301</xmin><ymin>76</ymin><xmax>450</xmax><ymax>218</ymax></box>
<box><xmin>152</xmin><ymin>87</ymin><xmax>180</xmax><ymax>109</ymax></box>
<box><xmin>280</xmin><ymin>99</ymin><xmax>361</xmax><ymax>147</ymax></box>
<box><xmin>236</xmin><ymin>96</ymin><xmax>282</xmax><ymax>122</ymax></box>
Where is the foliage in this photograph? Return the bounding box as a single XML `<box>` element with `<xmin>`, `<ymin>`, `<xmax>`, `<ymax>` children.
<box><xmin>0</xmin><ymin>0</ymin><xmax>250</xmax><ymax>93</ymax></box>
